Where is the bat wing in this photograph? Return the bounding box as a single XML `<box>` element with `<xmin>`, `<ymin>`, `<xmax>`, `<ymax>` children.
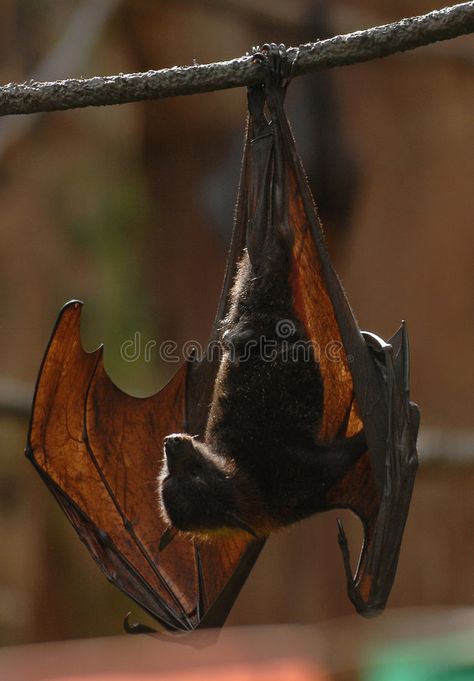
<box><xmin>336</xmin><ymin>324</ymin><xmax>420</xmax><ymax>615</ymax></box>
<box><xmin>26</xmin><ymin>119</ymin><xmax>264</xmax><ymax>634</ymax></box>
<box><xmin>247</xmin><ymin>52</ymin><xmax>419</xmax><ymax>615</ymax></box>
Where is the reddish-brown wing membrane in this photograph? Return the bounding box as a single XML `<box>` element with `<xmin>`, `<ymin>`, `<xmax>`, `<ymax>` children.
<box><xmin>27</xmin><ymin>114</ymin><xmax>264</xmax><ymax>633</ymax></box>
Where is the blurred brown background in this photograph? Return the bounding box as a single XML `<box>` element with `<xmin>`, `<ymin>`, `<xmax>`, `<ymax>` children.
<box><xmin>0</xmin><ymin>0</ymin><xmax>472</xmax><ymax>649</ymax></box>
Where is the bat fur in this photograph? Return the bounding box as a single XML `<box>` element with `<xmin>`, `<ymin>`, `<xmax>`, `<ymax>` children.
<box><xmin>158</xmin><ymin>236</ymin><xmax>366</xmax><ymax>540</ymax></box>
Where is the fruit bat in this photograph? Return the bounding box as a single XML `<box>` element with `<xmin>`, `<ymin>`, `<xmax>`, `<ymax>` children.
<box><xmin>26</xmin><ymin>45</ymin><xmax>419</xmax><ymax>634</ymax></box>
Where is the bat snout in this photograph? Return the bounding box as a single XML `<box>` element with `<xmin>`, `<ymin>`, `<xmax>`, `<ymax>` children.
<box><xmin>163</xmin><ymin>433</ymin><xmax>195</xmax><ymax>473</ymax></box>
<box><xmin>163</xmin><ymin>433</ymin><xmax>186</xmax><ymax>448</ymax></box>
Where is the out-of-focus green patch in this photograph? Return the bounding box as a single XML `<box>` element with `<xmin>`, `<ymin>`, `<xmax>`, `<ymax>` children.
<box><xmin>54</xmin><ymin>151</ymin><xmax>167</xmax><ymax>396</ymax></box>
<box><xmin>364</xmin><ymin>630</ymin><xmax>474</xmax><ymax>681</ymax></box>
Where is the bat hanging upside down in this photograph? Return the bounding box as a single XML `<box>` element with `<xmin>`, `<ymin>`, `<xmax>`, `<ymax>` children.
<box><xmin>27</xmin><ymin>45</ymin><xmax>419</xmax><ymax>632</ymax></box>
<box><xmin>158</xmin><ymin>223</ymin><xmax>367</xmax><ymax>544</ymax></box>
<box><xmin>158</xmin><ymin>51</ymin><xmax>369</xmax><ymax>547</ymax></box>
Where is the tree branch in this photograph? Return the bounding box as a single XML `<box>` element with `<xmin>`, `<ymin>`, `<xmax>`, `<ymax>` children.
<box><xmin>1</xmin><ymin>2</ymin><xmax>473</xmax><ymax>117</ymax></box>
<box><xmin>0</xmin><ymin>0</ymin><xmax>120</xmax><ymax>156</ymax></box>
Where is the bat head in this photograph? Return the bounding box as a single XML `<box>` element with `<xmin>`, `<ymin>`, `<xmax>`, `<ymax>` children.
<box><xmin>157</xmin><ymin>433</ymin><xmax>260</xmax><ymax>540</ymax></box>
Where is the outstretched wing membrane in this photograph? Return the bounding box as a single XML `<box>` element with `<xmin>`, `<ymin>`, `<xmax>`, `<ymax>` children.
<box><xmin>27</xmin><ymin>294</ymin><xmax>263</xmax><ymax>632</ymax></box>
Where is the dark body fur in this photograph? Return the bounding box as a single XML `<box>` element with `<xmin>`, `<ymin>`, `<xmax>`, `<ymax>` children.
<box><xmin>159</xmin><ymin>79</ymin><xmax>366</xmax><ymax>539</ymax></box>
<box><xmin>205</xmin><ymin>244</ymin><xmax>365</xmax><ymax>529</ymax></box>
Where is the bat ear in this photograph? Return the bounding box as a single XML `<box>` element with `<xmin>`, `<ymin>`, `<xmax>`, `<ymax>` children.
<box><xmin>362</xmin><ymin>325</ymin><xmax>410</xmax><ymax>396</ymax></box>
<box><xmin>387</xmin><ymin>322</ymin><xmax>420</xmax><ymax>436</ymax></box>
<box><xmin>398</xmin><ymin>324</ymin><xmax>421</xmax><ymax>441</ymax></box>
<box><xmin>388</xmin><ymin>320</ymin><xmax>410</xmax><ymax>392</ymax></box>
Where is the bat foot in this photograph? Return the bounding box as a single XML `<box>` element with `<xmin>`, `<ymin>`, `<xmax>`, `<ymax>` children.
<box><xmin>123</xmin><ymin>613</ymin><xmax>158</xmax><ymax>635</ymax></box>
<box><xmin>251</xmin><ymin>43</ymin><xmax>287</xmax><ymax>64</ymax></box>
<box><xmin>251</xmin><ymin>43</ymin><xmax>299</xmax><ymax>93</ymax></box>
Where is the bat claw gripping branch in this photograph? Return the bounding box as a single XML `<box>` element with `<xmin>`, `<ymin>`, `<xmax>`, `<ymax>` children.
<box><xmin>250</xmin><ymin>43</ymin><xmax>299</xmax><ymax>112</ymax></box>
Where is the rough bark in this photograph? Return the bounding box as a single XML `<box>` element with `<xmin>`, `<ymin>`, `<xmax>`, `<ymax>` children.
<box><xmin>0</xmin><ymin>2</ymin><xmax>473</xmax><ymax>116</ymax></box>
